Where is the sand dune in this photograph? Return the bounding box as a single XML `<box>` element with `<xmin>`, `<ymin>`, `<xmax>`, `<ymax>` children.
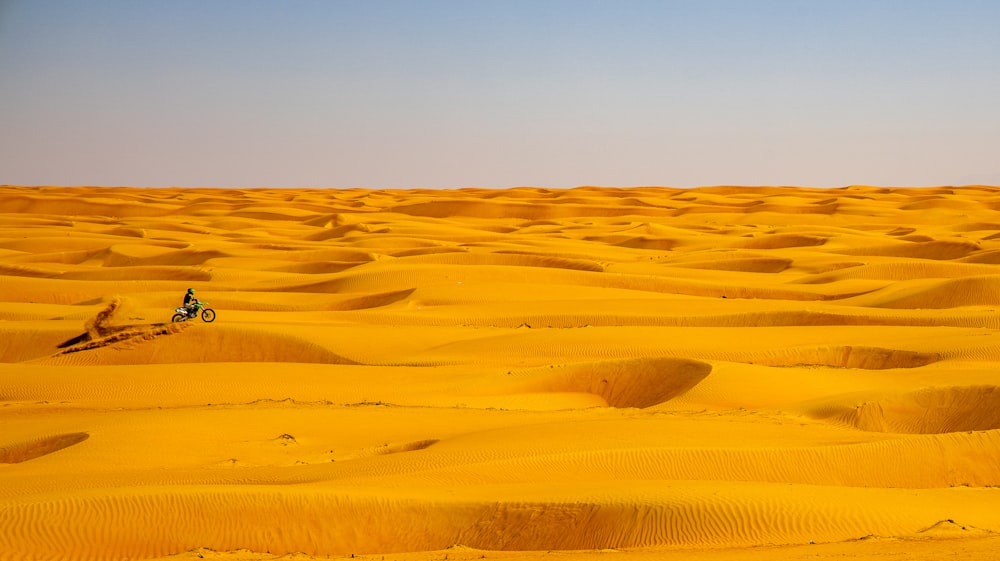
<box><xmin>2</xmin><ymin>185</ymin><xmax>1000</xmax><ymax>561</ymax></box>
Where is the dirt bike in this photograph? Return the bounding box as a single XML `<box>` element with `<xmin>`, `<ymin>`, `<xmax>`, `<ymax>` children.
<box><xmin>171</xmin><ymin>301</ymin><xmax>216</xmax><ymax>323</ymax></box>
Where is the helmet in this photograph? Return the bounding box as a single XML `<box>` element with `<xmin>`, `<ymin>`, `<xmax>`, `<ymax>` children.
<box><xmin>187</xmin><ymin>288</ymin><xmax>195</xmax><ymax>294</ymax></box>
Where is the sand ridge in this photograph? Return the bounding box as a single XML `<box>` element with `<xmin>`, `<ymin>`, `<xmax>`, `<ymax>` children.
<box><xmin>2</xmin><ymin>184</ymin><xmax>1000</xmax><ymax>561</ymax></box>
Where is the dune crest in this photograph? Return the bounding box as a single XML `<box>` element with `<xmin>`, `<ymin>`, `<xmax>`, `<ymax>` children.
<box><xmin>507</xmin><ymin>357</ymin><xmax>712</xmax><ymax>408</ymax></box>
<box><xmin>0</xmin><ymin>432</ymin><xmax>90</xmax><ymax>464</ymax></box>
<box><xmin>830</xmin><ymin>385</ymin><xmax>1000</xmax><ymax>434</ymax></box>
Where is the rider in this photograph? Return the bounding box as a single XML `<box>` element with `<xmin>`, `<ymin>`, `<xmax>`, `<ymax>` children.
<box><xmin>182</xmin><ymin>288</ymin><xmax>199</xmax><ymax>317</ymax></box>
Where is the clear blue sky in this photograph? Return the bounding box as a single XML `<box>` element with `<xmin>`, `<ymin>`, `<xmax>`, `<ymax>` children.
<box><xmin>1</xmin><ymin>0</ymin><xmax>998</xmax><ymax>188</ymax></box>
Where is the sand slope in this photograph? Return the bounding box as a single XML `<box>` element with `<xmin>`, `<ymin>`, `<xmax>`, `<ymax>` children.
<box><xmin>2</xmin><ymin>185</ymin><xmax>1000</xmax><ymax>561</ymax></box>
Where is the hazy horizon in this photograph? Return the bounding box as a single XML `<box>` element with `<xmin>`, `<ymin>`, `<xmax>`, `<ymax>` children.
<box><xmin>2</xmin><ymin>1</ymin><xmax>999</xmax><ymax>189</ymax></box>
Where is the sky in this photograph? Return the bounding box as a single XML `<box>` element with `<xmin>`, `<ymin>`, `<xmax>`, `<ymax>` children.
<box><xmin>1</xmin><ymin>0</ymin><xmax>998</xmax><ymax>189</ymax></box>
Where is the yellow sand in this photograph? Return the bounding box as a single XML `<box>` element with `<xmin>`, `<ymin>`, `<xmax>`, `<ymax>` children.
<box><xmin>1</xmin><ymin>184</ymin><xmax>999</xmax><ymax>561</ymax></box>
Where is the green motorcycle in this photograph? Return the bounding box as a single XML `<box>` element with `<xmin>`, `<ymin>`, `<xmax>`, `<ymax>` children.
<box><xmin>172</xmin><ymin>300</ymin><xmax>216</xmax><ymax>323</ymax></box>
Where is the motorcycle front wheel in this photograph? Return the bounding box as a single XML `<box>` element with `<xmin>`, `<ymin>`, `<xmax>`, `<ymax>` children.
<box><xmin>201</xmin><ymin>308</ymin><xmax>216</xmax><ymax>323</ymax></box>
<box><xmin>171</xmin><ymin>313</ymin><xmax>187</xmax><ymax>323</ymax></box>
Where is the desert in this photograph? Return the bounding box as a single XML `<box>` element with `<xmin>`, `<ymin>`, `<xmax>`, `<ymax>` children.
<box><xmin>1</xmin><ymin>184</ymin><xmax>999</xmax><ymax>561</ymax></box>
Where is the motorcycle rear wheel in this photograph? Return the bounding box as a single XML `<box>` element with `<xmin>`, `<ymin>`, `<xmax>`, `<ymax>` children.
<box><xmin>201</xmin><ymin>308</ymin><xmax>216</xmax><ymax>323</ymax></box>
<box><xmin>171</xmin><ymin>313</ymin><xmax>187</xmax><ymax>323</ymax></box>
